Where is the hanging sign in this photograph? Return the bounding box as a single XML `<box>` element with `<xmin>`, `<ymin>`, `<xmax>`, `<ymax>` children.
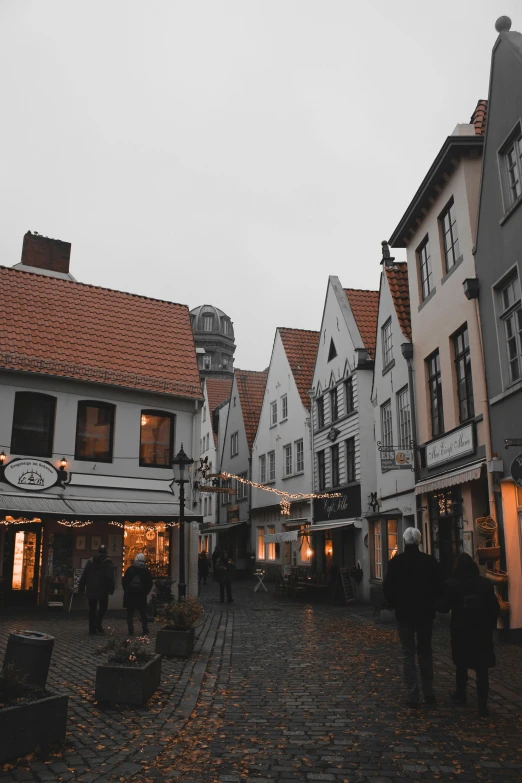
<box><xmin>3</xmin><ymin>458</ymin><xmax>59</xmax><ymax>491</ymax></box>
<box><xmin>425</xmin><ymin>423</ymin><xmax>475</xmax><ymax>469</ymax></box>
<box><xmin>199</xmin><ymin>486</ymin><xmax>237</xmax><ymax>494</ymax></box>
<box><xmin>510</xmin><ymin>452</ymin><xmax>522</xmax><ymax>487</ymax></box>
<box><xmin>379</xmin><ymin>447</ymin><xmax>414</xmax><ymax>472</ymax></box>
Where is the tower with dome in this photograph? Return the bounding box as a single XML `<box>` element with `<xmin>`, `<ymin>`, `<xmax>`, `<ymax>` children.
<box><xmin>190</xmin><ymin>304</ymin><xmax>236</xmax><ymax>379</ymax></box>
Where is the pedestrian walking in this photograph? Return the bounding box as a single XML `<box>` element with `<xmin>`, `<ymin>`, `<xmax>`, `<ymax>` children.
<box><xmin>198</xmin><ymin>551</ymin><xmax>210</xmax><ymax>587</ymax></box>
<box><xmin>215</xmin><ymin>550</ymin><xmax>235</xmax><ymax>604</ymax></box>
<box><xmin>440</xmin><ymin>552</ymin><xmax>500</xmax><ymax>717</ymax></box>
<box><xmin>383</xmin><ymin>527</ymin><xmax>444</xmax><ymax>709</ymax></box>
<box><xmin>122</xmin><ymin>553</ymin><xmax>153</xmax><ymax>636</ymax></box>
<box><xmin>78</xmin><ymin>544</ymin><xmax>115</xmax><ymax>635</ymax></box>
<box><xmin>211</xmin><ymin>545</ymin><xmax>221</xmax><ymax>574</ymax></box>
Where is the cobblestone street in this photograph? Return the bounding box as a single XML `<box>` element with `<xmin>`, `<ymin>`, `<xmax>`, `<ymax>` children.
<box><xmin>2</xmin><ymin>582</ymin><xmax>522</xmax><ymax>783</ymax></box>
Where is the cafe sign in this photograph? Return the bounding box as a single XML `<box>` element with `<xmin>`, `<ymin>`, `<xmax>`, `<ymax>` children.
<box><xmin>3</xmin><ymin>458</ymin><xmax>59</xmax><ymax>491</ymax></box>
<box><xmin>379</xmin><ymin>446</ymin><xmax>414</xmax><ymax>472</ymax></box>
<box><xmin>313</xmin><ymin>485</ymin><xmax>362</xmax><ymax>523</ymax></box>
<box><xmin>425</xmin><ymin>423</ymin><xmax>475</xmax><ymax>469</ymax></box>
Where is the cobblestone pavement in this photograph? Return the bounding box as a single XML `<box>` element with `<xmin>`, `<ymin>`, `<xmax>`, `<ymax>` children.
<box><xmin>2</xmin><ymin>581</ymin><xmax>522</xmax><ymax>783</ymax></box>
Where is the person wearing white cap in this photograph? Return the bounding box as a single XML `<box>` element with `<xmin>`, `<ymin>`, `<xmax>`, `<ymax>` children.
<box><xmin>122</xmin><ymin>553</ymin><xmax>153</xmax><ymax>636</ymax></box>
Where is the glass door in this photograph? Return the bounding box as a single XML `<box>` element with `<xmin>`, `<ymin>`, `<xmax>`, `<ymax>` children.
<box><xmin>4</xmin><ymin>525</ymin><xmax>42</xmax><ymax>606</ymax></box>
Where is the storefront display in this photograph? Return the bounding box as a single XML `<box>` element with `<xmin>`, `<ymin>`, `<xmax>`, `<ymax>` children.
<box><xmin>123</xmin><ymin>522</ymin><xmax>171</xmax><ymax>578</ymax></box>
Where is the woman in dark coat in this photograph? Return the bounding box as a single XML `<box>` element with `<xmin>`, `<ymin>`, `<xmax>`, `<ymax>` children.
<box><xmin>122</xmin><ymin>553</ymin><xmax>153</xmax><ymax>636</ymax></box>
<box><xmin>215</xmin><ymin>550</ymin><xmax>235</xmax><ymax>604</ymax></box>
<box><xmin>442</xmin><ymin>553</ymin><xmax>500</xmax><ymax>717</ymax></box>
<box><xmin>198</xmin><ymin>551</ymin><xmax>210</xmax><ymax>586</ymax></box>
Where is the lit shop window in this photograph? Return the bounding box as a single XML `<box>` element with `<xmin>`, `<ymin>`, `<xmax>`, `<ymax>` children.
<box><xmin>267</xmin><ymin>525</ymin><xmax>276</xmax><ymax>561</ymax></box>
<box><xmin>75</xmin><ymin>401</ymin><xmax>115</xmax><ymax>462</ymax></box>
<box><xmin>257</xmin><ymin>527</ymin><xmax>265</xmax><ymax>560</ymax></box>
<box><xmin>140</xmin><ymin>411</ymin><xmax>174</xmax><ymax>467</ymax></box>
<box><xmin>11</xmin><ymin>530</ymin><xmax>38</xmax><ymax>591</ymax></box>
<box><xmin>124</xmin><ymin>522</ymin><xmax>170</xmax><ymax>578</ymax></box>
<box><xmin>387</xmin><ymin>520</ymin><xmax>399</xmax><ymax>561</ymax></box>
<box><xmin>372</xmin><ymin>521</ymin><xmax>382</xmax><ymax>580</ymax></box>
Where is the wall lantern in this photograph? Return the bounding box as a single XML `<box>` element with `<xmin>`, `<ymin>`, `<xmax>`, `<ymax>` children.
<box><xmin>0</xmin><ymin>452</ymin><xmax>6</xmax><ymax>465</ymax></box>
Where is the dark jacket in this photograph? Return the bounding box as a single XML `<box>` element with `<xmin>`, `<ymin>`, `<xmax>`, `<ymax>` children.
<box><xmin>122</xmin><ymin>563</ymin><xmax>153</xmax><ymax>610</ymax></box>
<box><xmin>383</xmin><ymin>544</ymin><xmax>444</xmax><ymax>623</ymax></box>
<box><xmin>441</xmin><ymin>575</ymin><xmax>500</xmax><ymax>669</ymax></box>
<box><xmin>215</xmin><ymin>555</ymin><xmax>235</xmax><ymax>585</ymax></box>
<box><xmin>198</xmin><ymin>553</ymin><xmax>210</xmax><ymax>577</ymax></box>
<box><xmin>78</xmin><ymin>553</ymin><xmax>115</xmax><ymax>600</ymax></box>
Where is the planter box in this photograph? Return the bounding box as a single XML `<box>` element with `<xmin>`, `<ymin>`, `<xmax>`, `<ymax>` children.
<box><xmin>0</xmin><ymin>694</ymin><xmax>68</xmax><ymax>763</ymax></box>
<box><xmin>155</xmin><ymin>627</ymin><xmax>195</xmax><ymax>657</ymax></box>
<box><xmin>95</xmin><ymin>654</ymin><xmax>161</xmax><ymax>705</ymax></box>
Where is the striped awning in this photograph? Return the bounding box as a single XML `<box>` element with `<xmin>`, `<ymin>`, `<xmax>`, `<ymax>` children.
<box><xmin>264</xmin><ymin>531</ymin><xmax>298</xmax><ymax>543</ymax></box>
<box><xmin>310</xmin><ymin>518</ymin><xmax>363</xmax><ymax>533</ymax></box>
<box><xmin>415</xmin><ymin>460</ymin><xmax>485</xmax><ymax>496</ymax></box>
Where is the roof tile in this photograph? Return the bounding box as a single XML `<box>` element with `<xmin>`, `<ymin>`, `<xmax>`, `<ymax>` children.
<box><xmin>278</xmin><ymin>328</ymin><xmax>320</xmax><ymax>410</ymax></box>
<box><xmin>344</xmin><ymin>289</ymin><xmax>379</xmax><ymax>358</ymax></box>
<box><xmin>385</xmin><ymin>263</ymin><xmax>411</xmax><ymax>341</ymax></box>
<box><xmin>235</xmin><ymin>368</ymin><xmax>268</xmax><ymax>452</ymax></box>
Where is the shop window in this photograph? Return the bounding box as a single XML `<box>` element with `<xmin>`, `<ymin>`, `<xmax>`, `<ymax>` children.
<box><xmin>371</xmin><ymin>521</ymin><xmax>382</xmax><ymax>580</ymax></box>
<box><xmin>139</xmin><ymin>410</ymin><xmax>174</xmax><ymax>467</ymax></box>
<box><xmin>301</xmin><ymin>530</ymin><xmax>312</xmax><ymax>562</ymax></box>
<box><xmin>11</xmin><ymin>392</ymin><xmax>56</xmax><ymax>458</ymax></box>
<box><xmin>387</xmin><ymin>519</ymin><xmax>399</xmax><ymax>561</ymax></box>
<box><xmin>11</xmin><ymin>530</ymin><xmax>38</xmax><ymax>591</ymax></box>
<box><xmin>267</xmin><ymin>525</ymin><xmax>276</xmax><ymax>561</ymax></box>
<box><xmin>124</xmin><ymin>522</ymin><xmax>170</xmax><ymax>578</ymax></box>
<box><xmin>257</xmin><ymin>526</ymin><xmax>265</xmax><ymax>560</ymax></box>
<box><xmin>75</xmin><ymin>401</ymin><xmax>115</xmax><ymax>462</ymax></box>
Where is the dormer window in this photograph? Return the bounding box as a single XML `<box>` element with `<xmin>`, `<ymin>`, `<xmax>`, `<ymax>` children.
<box><xmin>203</xmin><ymin>315</ymin><xmax>214</xmax><ymax>332</ymax></box>
<box><xmin>223</xmin><ymin>319</ymin><xmax>230</xmax><ymax>335</ymax></box>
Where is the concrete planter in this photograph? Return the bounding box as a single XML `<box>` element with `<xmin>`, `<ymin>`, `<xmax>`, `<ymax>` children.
<box><xmin>155</xmin><ymin>627</ymin><xmax>195</xmax><ymax>657</ymax></box>
<box><xmin>0</xmin><ymin>694</ymin><xmax>68</xmax><ymax>763</ymax></box>
<box><xmin>95</xmin><ymin>654</ymin><xmax>162</xmax><ymax>705</ymax></box>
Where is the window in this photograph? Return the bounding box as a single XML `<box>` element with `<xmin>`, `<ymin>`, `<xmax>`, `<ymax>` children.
<box><xmin>206</xmin><ymin>433</ymin><xmax>209</xmax><ymax>450</ymax></box>
<box><xmin>504</xmin><ymin>131</ymin><xmax>522</xmax><ymax>206</ymax></box>
<box><xmin>11</xmin><ymin>392</ymin><xmax>56</xmax><ymax>457</ymax></box>
<box><xmin>382</xmin><ymin>318</ymin><xmax>393</xmax><ymax>367</ymax></box>
<box><xmin>387</xmin><ymin>520</ymin><xmax>399</xmax><ymax>561</ymax></box>
<box><xmin>223</xmin><ymin>319</ymin><xmax>230</xmax><ymax>335</ymax></box>
<box><xmin>371</xmin><ymin>521</ymin><xmax>382</xmax><ymax>580</ymax></box>
<box><xmin>202</xmin><ymin>355</ymin><xmax>211</xmax><ymax>370</ymax></box>
<box><xmin>284</xmin><ymin>444</ymin><xmax>292</xmax><ymax>476</ymax></box>
<box><xmin>139</xmin><ymin>410</ymin><xmax>174</xmax><ymax>467</ymax></box>
<box><xmin>221</xmin><ymin>478</ymin><xmax>231</xmax><ymax>505</ymax></box>
<box><xmin>345</xmin><ymin>377</ymin><xmax>354</xmax><ymax>414</ymax></box>
<box><xmin>268</xmin><ymin>450</ymin><xmax>276</xmax><ymax>481</ymax></box>
<box><xmin>381</xmin><ymin>401</ymin><xmax>393</xmax><ymax>448</ymax></box>
<box><xmin>396</xmin><ymin>387</ymin><xmax>411</xmax><ymax>449</ymax></box>
<box><xmin>203</xmin><ymin>406</ymin><xmax>206</xmax><ymax>422</ymax></box>
<box><xmin>231</xmin><ymin>431</ymin><xmax>239</xmax><ymax>457</ymax></box>
<box><xmin>259</xmin><ymin>454</ymin><xmax>266</xmax><ymax>483</ymax></box>
<box><xmin>203</xmin><ymin>315</ymin><xmax>213</xmax><ymax>332</ymax></box>
<box><xmin>417</xmin><ymin>236</ymin><xmax>433</xmax><ymax>301</ymax></box>
<box><xmin>440</xmin><ymin>198</ymin><xmax>460</xmax><ymax>271</ymax></box>
<box><xmin>237</xmin><ymin>473</ymin><xmax>248</xmax><ymax>500</ymax></box>
<box><xmin>316</xmin><ymin>396</ymin><xmax>325</xmax><ymax>429</ymax></box>
<box><xmin>328</xmin><ymin>339</ymin><xmax>337</xmax><ymax>361</ymax></box>
<box><xmin>270</xmin><ymin>401</ymin><xmax>277</xmax><ymax>426</ymax></box>
<box><xmin>317</xmin><ymin>450</ymin><xmax>326</xmax><ymax>491</ymax></box>
<box><xmin>281</xmin><ymin>394</ymin><xmax>288</xmax><ymax>420</ymax></box>
<box><xmin>295</xmin><ymin>439</ymin><xmax>304</xmax><ymax>473</ymax></box>
<box><xmin>453</xmin><ymin>325</ymin><xmax>474</xmax><ymax>422</ymax></box>
<box><xmin>233</xmin><ymin>396</ymin><xmax>236</xmax><ymax>407</ymax></box>
<box><xmin>75</xmin><ymin>401</ymin><xmax>115</xmax><ymax>462</ymax></box>
<box><xmin>345</xmin><ymin>438</ymin><xmax>356</xmax><ymax>482</ymax></box>
<box><xmin>330</xmin><ymin>388</ymin><xmax>339</xmax><ymax>422</ymax></box>
<box><xmin>331</xmin><ymin>444</ymin><xmax>340</xmax><ymax>487</ymax></box>
<box><xmin>498</xmin><ymin>275</ymin><xmax>522</xmax><ymax>383</ymax></box>
<box><xmin>427</xmin><ymin>351</ymin><xmax>444</xmax><ymax>436</ymax></box>
<box><xmin>203</xmin><ymin>497</ymin><xmax>208</xmax><ymax>516</ymax></box>
<box><xmin>223</xmin><ymin>356</ymin><xmax>229</xmax><ymax>368</ymax></box>
<box><xmin>257</xmin><ymin>527</ymin><xmax>265</xmax><ymax>560</ymax></box>
<box><xmin>267</xmin><ymin>525</ymin><xmax>276</xmax><ymax>561</ymax></box>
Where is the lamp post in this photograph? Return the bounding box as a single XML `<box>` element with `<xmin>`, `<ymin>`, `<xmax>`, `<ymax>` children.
<box><xmin>172</xmin><ymin>443</ymin><xmax>194</xmax><ymax>600</ymax></box>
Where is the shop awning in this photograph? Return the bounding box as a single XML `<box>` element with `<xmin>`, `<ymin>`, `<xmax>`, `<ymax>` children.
<box><xmin>309</xmin><ymin>518</ymin><xmax>363</xmax><ymax>533</ymax></box>
<box><xmin>415</xmin><ymin>460</ymin><xmax>485</xmax><ymax>496</ymax></box>
<box><xmin>0</xmin><ymin>493</ymin><xmax>202</xmax><ymax>520</ymax></box>
<box><xmin>283</xmin><ymin>518</ymin><xmax>310</xmax><ymax>530</ymax></box>
<box><xmin>264</xmin><ymin>531</ymin><xmax>298</xmax><ymax>543</ymax></box>
<box><xmin>208</xmin><ymin>521</ymin><xmax>246</xmax><ymax>533</ymax></box>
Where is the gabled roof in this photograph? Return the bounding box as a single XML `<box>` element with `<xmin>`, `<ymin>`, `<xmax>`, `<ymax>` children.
<box><xmin>344</xmin><ymin>289</ymin><xmax>379</xmax><ymax>358</ymax></box>
<box><xmin>385</xmin><ymin>263</ymin><xmax>411</xmax><ymax>341</ymax></box>
<box><xmin>235</xmin><ymin>368</ymin><xmax>268</xmax><ymax>452</ymax></box>
<box><xmin>0</xmin><ymin>265</ymin><xmax>202</xmax><ymax>399</ymax></box>
<box><xmin>205</xmin><ymin>378</ymin><xmax>233</xmax><ymax>445</ymax></box>
<box><xmin>278</xmin><ymin>328</ymin><xmax>320</xmax><ymax>410</ymax></box>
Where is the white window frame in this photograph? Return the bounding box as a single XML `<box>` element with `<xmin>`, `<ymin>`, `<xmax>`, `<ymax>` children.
<box><xmin>203</xmin><ymin>315</ymin><xmax>213</xmax><ymax>332</ymax></box>
<box><xmin>295</xmin><ymin>439</ymin><xmax>304</xmax><ymax>473</ymax></box>
<box><xmin>417</xmin><ymin>236</ymin><xmax>433</xmax><ymax>301</ymax></box>
<box><xmin>381</xmin><ymin>400</ymin><xmax>393</xmax><ymax>448</ymax></box>
<box><xmin>396</xmin><ymin>386</ymin><xmax>411</xmax><ymax>449</ymax></box>
<box><xmin>259</xmin><ymin>454</ymin><xmax>266</xmax><ymax>483</ymax></box>
<box><xmin>202</xmin><ymin>355</ymin><xmax>211</xmax><ymax>370</ymax></box>
<box><xmin>496</xmin><ymin>272</ymin><xmax>522</xmax><ymax>385</ymax></box>
<box><xmin>281</xmin><ymin>394</ymin><xmax>288</xmax><ymax>421</ymax></box>
<box><xmin>230</xmin><ymin>431</ymin><xmax>239</xmax><ymax>457</ymax></box>
<box><xmin>284</xmin><ymin>444</ymin><xmax>292</xmax><ymax>477</ymax></box>
<box><xmin>270</xmin><ymin>401</ymin><xmax>278</xmax><ymax>427</ymax></box>
<box><xmin>268</xmin><ymin>450</ymin><xmax>276</xmax><ymax>482</ymax></box>
<box><xmin>501</xmin><ymin>127</ymin><xmax>522</xmax><ymax>208</ymax></box>
<box><xmin>382</xmin><ymin>318</ymin><xmax>393</xmax><ymax>368</ymax></box>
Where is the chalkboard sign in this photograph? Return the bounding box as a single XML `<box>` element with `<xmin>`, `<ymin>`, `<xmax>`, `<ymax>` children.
<box><xmin>337</xmin><ymin>567</ymin><xmax>355</xmax><ymax>604</ymax></box>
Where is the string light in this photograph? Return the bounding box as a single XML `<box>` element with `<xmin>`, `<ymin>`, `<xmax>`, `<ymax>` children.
<box><xmin>221</xmin><ymin>472</ymin><xmax>342</xmax><ymax>501</ymax></box>
<box><xmin>56</xmin><ymin>519</ymin><xmax>93</xmax><ymax>528</ymax></box>
<box><xmin>280</xmin><ymin>499</ymin><xmax>291</xmax><ymax>516</ymax></box>
<box><xmin>109</xmin><ymin>520</ymin><xmax>179</xmax><ymax>530</ymax></box>
<box><xmin>0</xmin><ymin>516</ymin><xmax>42</xmax><ymax>526</ymax></box>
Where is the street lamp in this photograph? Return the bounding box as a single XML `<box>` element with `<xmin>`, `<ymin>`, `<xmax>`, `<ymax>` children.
<box><xmin>172</xmin><ymin>443</ymin><xmax>194</xmax><ymax>600</ymax></box>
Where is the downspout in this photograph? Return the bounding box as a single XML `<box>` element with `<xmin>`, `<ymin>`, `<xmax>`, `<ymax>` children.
<box><xmin>308</xmin><ymin>390</ymin><xmax>315</xmax><ymax>562</ymax></box>
<box><xmin>401</xmin><ymin>342</ymin><xmax>421</xmax><ymax>530</ymax></box>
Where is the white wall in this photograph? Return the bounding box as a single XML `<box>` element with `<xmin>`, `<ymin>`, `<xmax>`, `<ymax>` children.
<box><xmin>219</xmin><ymin>379</ymin><xmax>250</xmax><ymax>523</ymax></box>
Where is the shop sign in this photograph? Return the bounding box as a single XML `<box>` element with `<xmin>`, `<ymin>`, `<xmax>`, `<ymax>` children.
<box><xmin>379</xmin><ymin>447</ymin><xmax>414</xmax><ymax>472</ymax></box>
<box><xmin>510</xmin><ymin>452</ymin><xmax>522</xmax><ymax>487</ymax></box>
<box><xmin>425</xmin><ymin>423</ymin><xmax>475</xmax><ymax>469</ymax></box>
<box><xmin>313</xmin><ymin>485</ymin><xmax>361</xmax><ymax>523</ymax></box>
<box><xmin>227</xmin><ymin>505</ymin><xmax>239</xmax><ymax>523</ymax></box>
<box><xmin>3</xmin><ymin>458</ymin><xmax>59</xmax><ymax>491</ymax></box>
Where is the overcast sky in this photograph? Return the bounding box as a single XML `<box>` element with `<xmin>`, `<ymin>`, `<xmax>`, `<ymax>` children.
<box><xmin>0</xmin><ymin>1</ymin><xmax>517</xmax><ymax>370</ymax></box>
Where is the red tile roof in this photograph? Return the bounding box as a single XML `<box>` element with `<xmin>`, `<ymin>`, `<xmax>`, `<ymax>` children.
<box><xmin>235</xmin><ymin>368</ymin><xmax>268</xmax><ymax>452</ymax></box>
<box><xmin>205</xmin><ymin>378</ymin><xmax>233</xmax><ymax>445</ymax></box>
<box><xmin>470</xmin><ymin>99</ymin><xmax>488</xmax><ymax>136</ymax></box>
<box><xmin>0</xmin><ymin>265</ymin><xmax>202</xmax><ymax>399</ymax></box>
<box><xmin>385</xmin><ymin>263</ymin><xmax>412</xmax><ymax>341</ymax></box>
<box><xmin>344</xmin><ymin>289</ymin><xmax>379</xmax><ymax>358</ymax></box>
<box><xmin>278</xmin><ymin>328</ymin><xmax>320</xmax><ymax>410</ymax></box>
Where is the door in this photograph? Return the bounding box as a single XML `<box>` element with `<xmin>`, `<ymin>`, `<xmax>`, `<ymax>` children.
<box><xmin>438</xmin><ymin>516</ymin><xmax>460</xmax><ymax>579</ymax></box>
<box><xmin>3</xmin><ymin>525</ymin><xmax>42</xmax><ymax>606</ymax></box>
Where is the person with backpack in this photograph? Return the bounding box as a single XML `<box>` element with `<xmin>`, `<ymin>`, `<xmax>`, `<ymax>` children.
<box><xmin>122</xmin><ymin>553</ymin><xmax>153</xmax><ymax>636</ymax></box>
<box><xmin>441</xmin><ymin>552</ymin><xmax>500</xmax><ymax>717</ymax></box>
<box><xmin>78</xmin><ymin>544</ymin><xmax>116</xmax><ymax>635</ymax></box>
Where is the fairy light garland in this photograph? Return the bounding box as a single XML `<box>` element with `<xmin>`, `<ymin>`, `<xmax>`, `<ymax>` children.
<box><xmin>56</xmin><ymin>519</ymin><xmax>93</xmax><ymax>528</ymax></box>
<box><xmin>0</xmin><ymin>516</ymin><xmax>42</xmax><ymax>526</ymax></box>
<box><xmin>221</xmin><ymin>472</ymin><xmax>341</xmax><ymax>500</ymax></box>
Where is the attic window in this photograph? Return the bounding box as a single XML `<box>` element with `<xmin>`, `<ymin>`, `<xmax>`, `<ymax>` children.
<box><xmin>328</xmin><ymin>339</ymin><xmax>337</xmax><ymax>362</ymax></box>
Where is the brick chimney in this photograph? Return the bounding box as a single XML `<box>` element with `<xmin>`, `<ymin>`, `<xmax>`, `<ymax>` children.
<box><xmin>21</xmin><ymin>231</ymin><xmax>71</xmax><ymax>274</ymax></box>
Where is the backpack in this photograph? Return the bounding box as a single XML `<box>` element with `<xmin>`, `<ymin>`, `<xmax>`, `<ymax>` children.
<box><xmin>127</xmin><ymin>569</ymin><xmax>143</xmax><ymax>594</ymax></box>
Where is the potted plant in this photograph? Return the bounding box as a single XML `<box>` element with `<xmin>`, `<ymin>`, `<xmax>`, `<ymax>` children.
<box><xmin>0</xmin><ymin>664</ymin><xmax>68</xmax><ymax>763</ymax></box>
<box><xmin>95</xmin><ymin>636</ymin><xmax>161</xmax><ymax>706</ymax></box>
<box><xmin>155</xmin><ymin>596</ymin><xmax>204</xmax><ymax>657</ymax></box>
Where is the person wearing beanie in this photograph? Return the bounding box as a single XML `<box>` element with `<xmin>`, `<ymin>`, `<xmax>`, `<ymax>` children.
<box><xmin>122</xmin><ymin>552</ymin><xmax>153</xmax><ymax>636</ymax></box>
<box><xmin>78</xmin><ymin>544</ymin><xmax>116</xmax><ymax>635</ymax></box>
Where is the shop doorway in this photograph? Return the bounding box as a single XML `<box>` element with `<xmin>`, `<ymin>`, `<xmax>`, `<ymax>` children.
<box><xmin>3</xmin><ymin>524</ymin><xmax>42</xmax><ymax>606</ymax></box>
<box><xmin>438</xmin><ymin>516</ymin><xmax>461</xmax><ymax>578</ymax></box>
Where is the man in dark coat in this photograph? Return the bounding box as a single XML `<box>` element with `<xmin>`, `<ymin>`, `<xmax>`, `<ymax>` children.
<box><xmin>441</xmin><ymin>553</ymin><xmax>500</xmax><ymax>717</ymax></box>
<box><xmin>215</xmin><ymin>550</ymin><xmax>235</xmax><ymax>603</ymax></box>
<box><xmin>383</xmin><ymin>527</ymin><xmax>444</xmax><ymax>708</ymax></box>
<box><xmin>211</xmin><ymin>545</ymin><xmax>221</xmax><ymax>573</ymax></box>
<box><xmin>198</xmin><ymin>551</ymin><xmax>210</xmax><ymax>587</ymax></box>
<box><xmin>122</xmin><ymin>553</ymin><xmax>153</xmax><ymax>636</ymax></box>
<box><xmin>78</xmin><ymin>544</ymin><xmax>115</xmax><ymax>635</ymax></box>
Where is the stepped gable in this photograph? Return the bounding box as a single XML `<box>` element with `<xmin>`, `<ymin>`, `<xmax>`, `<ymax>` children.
<box><xmin>235</xmin><ymin>369</ymin><xmax>268</xmax><ymax>452</ymax></box>
<box><xmin>385</xmin><ymin>263</ymin><xmax>411</xmax><ymax>341</ymax></box>
<box><xmin>344</xmin><ymin>288</ymin><xmax>379</xmax><ymax>358</ymax></box>
<box><xmin>278</xmin><ymin>328</ymin><xmax>320</xmax><ymax>410</ymax></box>
<box><xmin>0</xmin><ymin>265</ymin><xmax>202</xmax><ymax>399</ymax></box>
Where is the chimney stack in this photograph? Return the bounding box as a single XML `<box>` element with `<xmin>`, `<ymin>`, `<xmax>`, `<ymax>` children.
<box><xmin>21</xmin><ymin>232</ymin><xmax>71</xmax><ymax>275</ymax></box>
